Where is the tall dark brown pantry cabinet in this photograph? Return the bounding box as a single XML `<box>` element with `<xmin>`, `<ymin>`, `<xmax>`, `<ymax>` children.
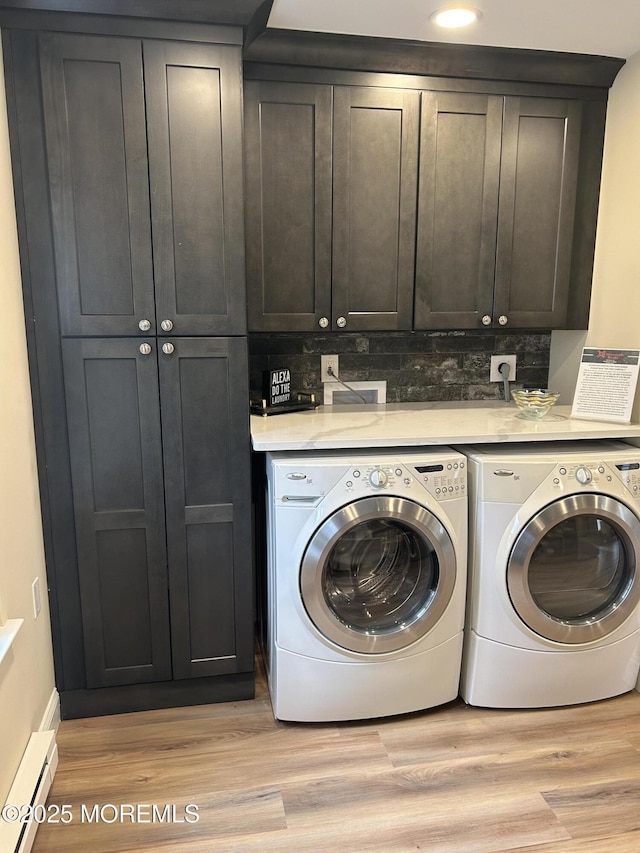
<box><xmin>3</xmin><ymin>21</ymin><xmax>253</xmax><ymax>717</ymax></box>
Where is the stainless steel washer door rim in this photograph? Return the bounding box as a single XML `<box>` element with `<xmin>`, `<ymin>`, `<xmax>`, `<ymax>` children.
<box><xmin>507</xmin><ymin>493</ymin><xmax>640</xmax><ymax>644</ymax></box>
<box><xmin>300</xmin><ymin>496</ymin><xmax>457</xmax><ymax>654</ymax></box>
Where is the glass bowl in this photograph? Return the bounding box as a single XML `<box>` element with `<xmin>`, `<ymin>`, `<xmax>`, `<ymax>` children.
<box><xmin>511</xmin><ymin>388</ymin><xmax>560</xmax><ymax>419</ymax></box>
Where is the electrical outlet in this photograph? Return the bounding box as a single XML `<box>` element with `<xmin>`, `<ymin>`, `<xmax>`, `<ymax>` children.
<box><xmin>490</xmin><ymin>354</ymin><xmax>517</xmax><ymax>382</ymax></box>
<box><xmin>32</xmin><ymin>577</ymin><xmax>41</xmax><ymax>619</ymax></box>
<box><xmin>321</xmin><ymin>354</ymin><xmax>339</xmax><ymax>383</ymax></box>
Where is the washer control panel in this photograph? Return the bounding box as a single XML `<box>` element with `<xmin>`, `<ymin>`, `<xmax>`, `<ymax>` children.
<box><xmin>413</xmin><ymin>461</ymin><xmax>466</xmax><ymax>498</ymax></box>
<box><xmin>345</xmin><ymin>460</ymin><xmax>466</xmax><ymax>499</ymax></box>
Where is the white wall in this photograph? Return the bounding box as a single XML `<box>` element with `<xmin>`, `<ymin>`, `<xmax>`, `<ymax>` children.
<box><xmin>0</xmin><ymin>38</ymin><xmax>56</xmax><ymax>804</ymax></box>
<box><xmin>550</xmin><ymin>48</ymin><xmax>640</xmax><ymax>416</ymax></box>
<box><xmin>588</xmin><ymin>49</ymin><xmax>640</xmax><ymax>361</ymax></box>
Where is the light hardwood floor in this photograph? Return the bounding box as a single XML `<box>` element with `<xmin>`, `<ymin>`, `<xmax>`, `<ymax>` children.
<box><xmin>33</xmin><ymin>655</ymin><xmax>640</xmax><ymax>852</ymax></box>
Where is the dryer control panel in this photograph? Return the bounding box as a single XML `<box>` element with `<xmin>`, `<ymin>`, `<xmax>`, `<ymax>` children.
<box><xmin>553</xmin><ymin>462</ymin><xmax>609</xmax><ymax>488</ymax></box>
<box><xmin>551</xmin><ymin>459</ymin><xmax>640</xmax><ymax>496</ymax></box>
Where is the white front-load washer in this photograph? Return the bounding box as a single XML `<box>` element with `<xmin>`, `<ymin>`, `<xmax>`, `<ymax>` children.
<box><xmin>264</xmin><ymin>448</ymin><xmax>467</xmax><ymax>722</ymax></box>
<box><xmin>460</xmin><ymin>440</ymin><xmax>640</xmax><ymax>708</ymax></box>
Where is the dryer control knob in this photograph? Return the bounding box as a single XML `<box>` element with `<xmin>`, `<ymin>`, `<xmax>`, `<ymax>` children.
<box><xmin>575</xmin><ymin>466</ymin><xmax>592</xmax><ymax>485</ymax></box>
<box><xmin>370</xmin><ymin>469</ymin><xmax>388</xmax><ymax>488</ymax></box>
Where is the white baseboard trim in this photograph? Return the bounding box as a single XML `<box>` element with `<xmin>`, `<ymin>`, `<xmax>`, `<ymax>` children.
<box><xmin>0</xmin><ymin>691</ymin><xmax>60</xmax><ymax>853</ymax></box>
<box><xmin>39</xmin><ymin>689</ymin><xmax>60</xmax><ymax>734</ymax></box>
<box><xmin>0</xmin><ymin>730</ymin><xmax>58</xmax><ymax>853</ymax></box>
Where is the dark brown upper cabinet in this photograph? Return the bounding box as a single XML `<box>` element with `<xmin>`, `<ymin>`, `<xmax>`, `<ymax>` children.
<box><xmin>415</xmin><ymin>92</ymin><xmax>502</xmax><ymax>330</ymax></box>
<box><xmin>493</xmin><ymin>97</ymin><xmax>581</xmax><ymax>329</ymax></box>
<box><xmin>40</xmin><ymin>33</ymin><xmax>246</xmax><ymax>337</ymax></box>
<box><xmin>415</xmin><ymin>93</ymin><xmax>582</xmax><ymax>330</ymax></box>
<box><xmin>332</xmin><ymin>86</ymin><xmax>419</xmax><ymax>331</ymax></box>
<box><xmin>244</xmin><ymin>80</ymin><xmax>333</xmax><ymax>331</ymax></box>
<box><xmin>244</xmin><ymin>80</ymin><xmax>419</xmax><ymax>332</ymax></box>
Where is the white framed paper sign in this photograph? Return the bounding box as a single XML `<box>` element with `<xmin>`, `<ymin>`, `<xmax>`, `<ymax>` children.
<box><xmin>571</xmin><ymin>347</ymin><xmax>640</xmax><ymax>423</ymax></box>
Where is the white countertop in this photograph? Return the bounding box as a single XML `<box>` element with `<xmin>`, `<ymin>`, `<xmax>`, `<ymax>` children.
<box><xmin>250</xmin><ymin>402</ymin><xmax>640</xmax><ymax>451</ymax></box>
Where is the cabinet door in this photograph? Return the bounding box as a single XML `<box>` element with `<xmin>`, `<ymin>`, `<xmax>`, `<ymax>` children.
<box><xmin>494</xmin><ymin>97</ymin><xmax>582</xmax><ymax>328</ymax></box>
<box><xmin>159</xmin><ymin>337</ymin><xmax>253</xmax><ymax>679</ymax></box>
<box><xmin>332</xmin><ymin>86</ymin><xmax>419</xmax><ymax>331</ymax></box>
<box><xmin>144</xmin><ymin>41</ymin><xmax>247</xmax><ymax>336</ymax></box>
<box><xmin>61</xmin><ymin>338</ymin><xmax>171</xmax><ymax>688</ymax></box>
<box><xmin>415</xmin><ymin>92</ymin><xmax>502</xmax><ymax>329</ymax></box>
<box><xmin>40</xmin><ymin>34</ymin><xmax>155</xmax><ymax>337</ymax></box>
<box><xmin>244</xmin><ymin>80</ymin><xmax>333</xmax><ymax>331</ymax></box>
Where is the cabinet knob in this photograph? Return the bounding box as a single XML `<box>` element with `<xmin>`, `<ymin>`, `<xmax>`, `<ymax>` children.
<box><xmin>498</xmin><ymin>315</ymin><xmax>508</xmax><ymax>326</ymax></box>
<box><xmin>160</xmin><ymin>319</ymin><xmax>174</xmax><ymax>332</ymax></box>
<box><xmin>139</xmin><ymin>343</ymin><xmax>152</xmax><ymax>355</ymax></box>
<box><xmin>318</xmin><ymin>316</ymin><xmax>329</xmax><ymax>329</ymax></box>
<box><xmin>162</xmin><ymin>342</ymin><xmax>175</xmax><ymax>355</ymax></box>
<box><xmin>336</xmin><ymin>316</ymin><xmax>347</xmax><ymax>328</ymax></box>
<box><xmin>138</xmin><ymin>319</ymin><xmax>151</xmax><ymax>331</ymax></box>
<box><xmin>481</xmin><ymin>315</ymin><xmax>492</xmax><ymax>326</ymax></box>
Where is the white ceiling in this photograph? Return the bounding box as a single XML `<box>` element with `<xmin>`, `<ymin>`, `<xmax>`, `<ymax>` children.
<box><xmin>268</xmin><ymin>0</ymin><xmax>640</xmax><ymax>59</ymax></box>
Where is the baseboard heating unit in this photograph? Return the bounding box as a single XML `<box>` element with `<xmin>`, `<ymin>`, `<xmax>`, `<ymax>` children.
<box><xmin>0</xmin><ymin>730</ymin><xmax>58</xmax><ymax>853</ymax></box>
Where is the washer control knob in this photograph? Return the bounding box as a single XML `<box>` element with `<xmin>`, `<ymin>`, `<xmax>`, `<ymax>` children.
<box><xmin>575</xmin><ymin>466</ymin><xmax>592</xmax><ymax>485</ymax></box>
<box><xmin>370</xmin><ymin>469</ymin><xmax>388</xmax><ymax>488</ymax></box>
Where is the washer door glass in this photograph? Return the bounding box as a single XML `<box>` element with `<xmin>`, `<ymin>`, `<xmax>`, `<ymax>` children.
<box><xmin>300</xmin><ymin>496</ymin><xmax>457</xmax><ymax>654</ymax></box>
<box><xmin>507</xmin><ymin>493</ymin><xmax>640</xmax><ymax>643</ymax></box>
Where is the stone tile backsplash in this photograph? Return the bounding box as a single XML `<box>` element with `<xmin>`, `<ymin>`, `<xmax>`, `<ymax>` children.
<box><xmin>249</xmin><ymin>330</ymin><xmax>551</xmax><ymax>403</ymax></box>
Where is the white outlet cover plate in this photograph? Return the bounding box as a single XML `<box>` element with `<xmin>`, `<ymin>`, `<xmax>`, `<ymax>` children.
<box><xmin>490</xmin><ymin>354</ymin><xmax>517</xmax><ymax>382</ymax></box>
<box><xmin>321</xmin><ymin>354</ymin><xmax>339</xmax><ymax>383</ymax></box>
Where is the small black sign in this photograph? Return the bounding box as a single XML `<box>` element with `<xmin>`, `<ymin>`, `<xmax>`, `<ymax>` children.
<box><xmin>263</xmin><ymin>368</ymin><xmax>292</xmax><ymax>407</ymax></box>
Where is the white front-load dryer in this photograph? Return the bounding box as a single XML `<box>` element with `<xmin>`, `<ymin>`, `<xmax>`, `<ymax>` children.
<box><xmin>460</xmin><ymin>440</ymin><xmax>640</xmax><ymax>708</ymax></box>
<box><xmin>265</xmin><ymin>448</ymin><xmax>467</xmax><ymax>722</ymax></box>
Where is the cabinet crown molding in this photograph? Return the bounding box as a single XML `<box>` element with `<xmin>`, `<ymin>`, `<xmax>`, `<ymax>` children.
<box><xmin>244</xmin><ymin>28</ymin><xmax>625</xmax><ymax>90</ymax></box>
<box><xmin>0</xmin><ymin>0</ymin><xmax>265</xmax><ymax>25</ymax></box>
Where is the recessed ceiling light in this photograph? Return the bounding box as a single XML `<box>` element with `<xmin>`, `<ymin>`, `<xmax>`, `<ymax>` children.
<box><xmin>430</xmin><ymin>6</ymin><xmax>482</xmax><ymax>29</ymax></box>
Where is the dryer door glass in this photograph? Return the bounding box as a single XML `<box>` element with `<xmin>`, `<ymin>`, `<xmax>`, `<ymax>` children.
<box><xmin>507</xmin><ymin>493</ymin><xmax>640</xmax><ymax>643</ymax></box>
<box><xmin>300</xmin><ymin>496</ymin><xmax>457</xmax><ymax>654</ymax></box>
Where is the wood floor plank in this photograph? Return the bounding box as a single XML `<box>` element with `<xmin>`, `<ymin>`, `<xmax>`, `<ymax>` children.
<box><xmin>280</xmin><ymin>741</ymin><xmax>640</xmax><ymax>821</ymax></box>
<box><xmin>542</xmin><ymin>779</ymin><xmax>640</xmax><ymax>839</ymax></box>
<box><xmin>32</xmin><ymin>786</ymin><xmax>286</xmax><ymax>853</ymax></box>
<box><xmin>130</xmin><ymin>793</ymin><xmax>566</xmax><ymax>853</ymax></box>
<box><xmin>372</xmin><ymin>694</ymin><xmax>640</xmax><ymax>768</ymax></box>
<box><xmin>508</xmin><ymin>830</ymin><xmax>640</xmax><ymax>852</ymax></box>
<box><xmin>54</xmin><ymin>710</ymin><xmax>280</xmax><ymax>771</ymax></box>
<box><xmin>47</xmin><ymin>728</ymin><xmax>391</xmax><ymax>801</ymax></box>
